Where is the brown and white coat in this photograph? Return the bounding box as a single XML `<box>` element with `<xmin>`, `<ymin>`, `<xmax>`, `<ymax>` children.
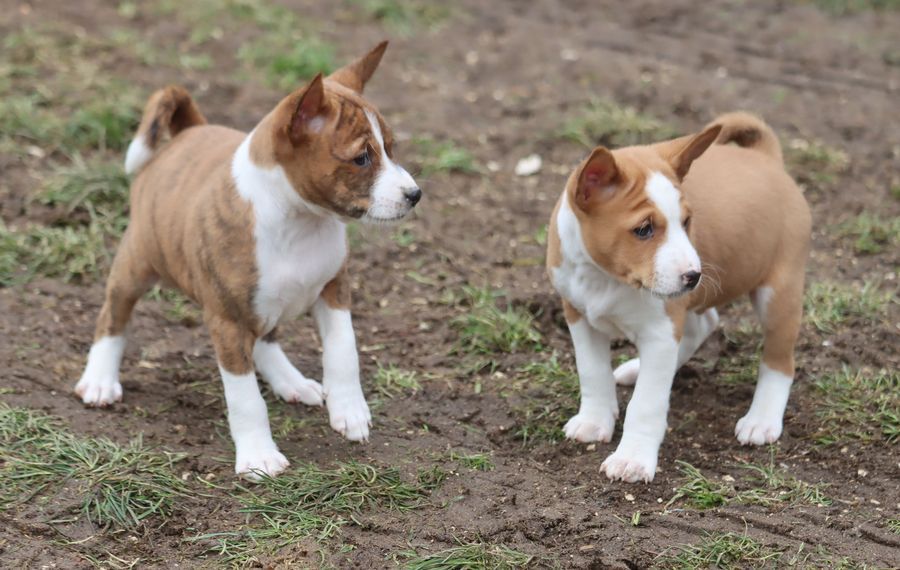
<box><xmin>76</xmin><ymin>43</ymin><xmax>422</xmax><ymax>479</ymax></box>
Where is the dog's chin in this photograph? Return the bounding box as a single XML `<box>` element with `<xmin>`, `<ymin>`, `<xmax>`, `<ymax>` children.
<box><xmin>360</xmin><ymin>209</ymin><xmax>411</xmax><ymax>226</ymax></box>
<box><xmin>649</xmin><ymin>288</ymin><xmax>690</xmax><ymax>300</ymax></box>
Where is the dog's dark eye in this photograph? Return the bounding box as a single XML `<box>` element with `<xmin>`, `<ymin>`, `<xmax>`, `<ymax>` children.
<box><xmin>353</xmin><ymin>149</ymin><xmax>370</xmax><ymax>167</ymax></box>
<box><xmin>633</xmin><ymin>221</ymin><xmax>654</xmax><ymax>240</ymax></box>
<box><xmin>683</xmin><ymin>216</ymin><xmax>691</xmax><ymax>230</ymax></box>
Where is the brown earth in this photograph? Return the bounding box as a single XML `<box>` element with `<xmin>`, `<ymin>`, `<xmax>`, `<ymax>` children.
<box><xmin>1</xmin><ymin>0</ymin><xmax>898</xmax><ymax>568</ymax></box>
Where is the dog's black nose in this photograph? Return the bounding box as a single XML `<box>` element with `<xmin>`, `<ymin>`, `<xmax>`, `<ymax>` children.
<box><xmin>682</xmin><ymin>270</ymin><xmax>702</xmax><ymax>290</ymax></box>
<box><xmin>403</xmin><ymin>187</ymin><xmax>422</xmax><ymax>206</ymax></box>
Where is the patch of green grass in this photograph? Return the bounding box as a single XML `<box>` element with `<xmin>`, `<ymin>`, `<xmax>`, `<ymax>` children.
<box><xmin>812</xmin><ymin>367</ymin><xmax>899</xmax><ymax>444</ymax></box>
<box><xmin>511</xmin><ymin>353</ymin><xmax>579</xmax><ymax>444</ymax></box>
<box><xmin>657</xmin><ymin>532</ymin><xmax>784</xmax><ymax>570</ymax></box>
<box><xmin>240</xmin><ymin>36</ymin><xmax>335</xmax><ymax>89</ymax></box>
<box><xmin>737</xmin><ymin>459</ymin><xmax>832</xmax><ymax>506</ymax></box>
<box><xmin>447</xmin><ymin>450</ymin><xmax>494</xmax><ymax>471</ymax></box>
<box><xmin>412</xmin><ymin>137</ymin><xmax>480</xmax><ymax>176</ymax></box>
<box><xmin>891</xmin><ymin>183</ymin><xmax>900</xmax><ymax>201</ymax></box>
<box><xmin>451</xmin><ymin>286</ymin><xmax>542</xmax><ymax>355</ymax></box>
<box><xmin>0</xmin><ymin>94</ymin><xmax>65</xmax><ymax>151</ymax></box>
<box><xmin>154</xmin><ymin>0</ymin><xmax>335</xmax><ymax>87</ymax></box>
<box><xmin>836</xmin><ymin>212</ymin><xmax>900</xmax><ymax>255</ymax></box>
<box><xmin>373</xmin><ymin>364</ymin><xmax>421</xmax><ymax>398</ymax></box>
<box><xmin>352</xmin><ymin>0</ymin><xmax>451</xmax><ymax>35</ymax></box>
<box><xmin>392</xmin><ymin>226</ymin><xmax>417</xmax><ymax>248</ymax></box>
<box><xmin>808</xmin><ymin>0</ymin><xmax>900</xmax><ymax>16</ymax></box>
<box><xmin>667</xmin><ymin>461</ymin><xmax>732</xmax><ymax>509</ymax></box>
<box><xmin>667</xmin><ymin>457</ymin><xmax>831</xmax><ymax>509</ymax></box>
<box><xmin>888</xmin><ymin>518</ymin><xmax>900</xmax><ymax>534</ymax></box>
<box><xmin>195</xmin><ymin>461</ymin><xmax>445</xmax><ymax>566</ymax></box>
<box><xmin>804</xmin><ymin>280</ymin><xmax>894</xmax><ymax>333</ymax></box>
<box><xmin>1</xmin><ymin>153</ymin><xmax>130</xmax><ymax>286</ymax></box>
<box><xmin>147</xmin><ymin>286</ymin><xmax>201</xmax><ymax>326</ymax></box>
<box><xmin>715</xmin><ymin>353</ymin><xmax>759</xmax><ymax>386</ymax></box>
<box><xmin>0</xmin><ymin>154</ymin><xmax>131</xmax><ymax>286</ymax></box>
<box><xmin>0</xmin><ymin>221</ymin><xmax>114</xmax><ymax>286</ymax></box>
<box><xmin>40</xmin><ymin>154</ymin><xmax>131</xmax><ymax>217</ymax></box>
<box><xmin>0</xmin><ymin>404</ymin><xmax>191</xmax><ymax>528</ymax></box>
<box><xmin>559</xmin><ymin>98</ymin><xmax>678</xmax><ymax>148</ymax></box>
<box><xmin>63</xmin><ymin>98</ymin><xmax>141</xmax><ymax>151</ymax></box>
<box><xmin>1</xmin><ymin>29</ymin><xmax>142</xmax><ymax>154</ymax></box>
<box><xmin>784</xmin><ymin>137</ymin><xmax>850</xmax><ymax>188</ymax></box>
<box><xmin>402</xmin><ymin>541</ymin><xmax>533</xmax><ymax>569</ymax></box>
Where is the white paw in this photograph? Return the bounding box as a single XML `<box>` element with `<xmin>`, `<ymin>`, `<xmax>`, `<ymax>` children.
<box><xmin>600</xmin><ymin>440</ymin><xmax>659</xmax><ymax>483</ymax></box>
<box><xmin>76</xmin><ymin>336</ymin><xmax>125</xmax><ymax>407</ymax></box>
<box><xmin>271</xmin><ymin>374</ymin><xmax>324</xmax><ymax>406</ymax></box>
<box><xmin>735</xmin><ymin>412</ymin><xmax>783</xmax><ymax>445</ymax></box>
<box><xmin>564</xmin><ymin>410</ymin><xmax>617</xmax><ymax>443</ymax></box>
<box><xmin>75</xmin><ymin>375</ymin><xmax>123</xmax><ymax>407</ymax></box>
<box><xmin>235</xmin><ymin>445</ymin><xmax>289</xmax><ymax>481</ymax></box>
<box><xmin>613</xmin><ymin>358</ymin><xmax>640</xmax><ymax>386</ymax></box>
<box><xmin>326</xmin><ymin>388</ymin><xmax>371</xmax><ymax>442</ymax></box>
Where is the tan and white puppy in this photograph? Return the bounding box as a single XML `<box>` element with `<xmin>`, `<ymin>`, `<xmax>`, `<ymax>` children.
<box><xmin>75</xmin><ymin>42</ymin><xmax>421</xmax><ymax>479</ymax></box>
<box><xmin>547</xmin><ymin>112</ymin><xmax>811</xmax><ymax>483</ymax></box>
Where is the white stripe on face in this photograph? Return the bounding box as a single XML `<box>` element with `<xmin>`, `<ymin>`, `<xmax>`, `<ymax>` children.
<box><xmin>645</xmin><ymin>172</ymin><xmax>700</xmax><ymax>297</ymax></box>
<box><xmin>363</xmin><ymin>110</ymin><xmax>417</xmax><ymax>223</ymax></box>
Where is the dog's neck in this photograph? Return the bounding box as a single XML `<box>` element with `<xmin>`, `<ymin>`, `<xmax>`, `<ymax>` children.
<box><xmin>231</xmin><ymin>130</ymin><xmax>337</xmax><ymax>230</ymax></box>
<box><xmin>557</xmin><ymin>193</ymin><xmax>616</xmax><ymax>283</ymax></box>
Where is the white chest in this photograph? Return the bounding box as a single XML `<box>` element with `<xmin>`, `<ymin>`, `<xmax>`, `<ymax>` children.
<box><xmin>253</xmin><ymin>217</ymin><xmax>347</xmax><ymax>333</ymax></box>
<box><xmin>552</xmin><ymin>260</ymin><xmax>663</xmax><ymax>340</ymax></box>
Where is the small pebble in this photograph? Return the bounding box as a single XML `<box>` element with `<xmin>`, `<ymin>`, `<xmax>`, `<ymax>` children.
<box><xmin>515</xmin><ymin>154</ymin><xmax>542</xmax><ymax>176</ymax></box>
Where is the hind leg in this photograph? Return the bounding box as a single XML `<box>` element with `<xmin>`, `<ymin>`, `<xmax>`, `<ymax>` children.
<box><xmin>253</xmin><ymin>331</ymin><xmax>324</xmax><ymax>406</ymax></box>
<box><xmin>76</xmin><ymin>236</ymin><xmax>156</xmax><ymax>406</ymax></box>
<box><xmin>735</xmin><ymin>280</ymin><xmax>803</xmax><ymax>445</ymax></box>
<box><xmin>613</xmin><ymin>308</ymin><xmax>719</xmax><ymax>386</ymax></box>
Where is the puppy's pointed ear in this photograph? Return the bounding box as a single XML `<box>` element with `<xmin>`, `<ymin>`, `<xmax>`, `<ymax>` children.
<box><xmin>574</xmin><ymin>147</ymin><xmax>619</xmax><ymax>209</ymax></box>
<box><xmin>327</xmin><ymin>41</ymin><xmax>388</xmax><ymax>94</ymax></box>
<box><xmin>289</xmin><ymin>73</ymin><xmax>328</xmax><ymax>145</ymax></box>
<box><xmin>659</xmin><ymin>124</ymin><xmax>722</xmax><ymax>180</ymax></box>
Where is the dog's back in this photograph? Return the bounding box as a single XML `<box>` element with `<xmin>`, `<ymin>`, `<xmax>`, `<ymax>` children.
<box><xmin>681</xmin><ymin>114</ymin><xmax>811</xmax><ymax>311</ymax></box>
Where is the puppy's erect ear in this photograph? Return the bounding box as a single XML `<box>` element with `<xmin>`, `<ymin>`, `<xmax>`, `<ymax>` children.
<box><xmin>658</xmin><ymin>124</ymin><xmax>722</xmax><ymax>180</ymax></box>
<box><xmin>289</xmin><ymin>73</ymin><xmax>328</xmax><ymax>145</ymax></box>
<box><xmin>327</xmin><ymin>41</ymin><xmax>388</xmax><ymax>94</ymax></box>
<box><xmin>574</xmin><ymin>147</ymin><xmax>619</xmax><ymax>209</ymax></box>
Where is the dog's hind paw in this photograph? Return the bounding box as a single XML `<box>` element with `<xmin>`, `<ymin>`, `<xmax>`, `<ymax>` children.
<box><xmin>564</xmin><ymin>411</ymin><xmax>616</xmax><ymax>443</ymax></box>
<box><xmin>613</xmin><ymin>358</ymin><xmax>640</xmax><ymax>386</ymax></box>
<box><xmin>273</xmin><ymin>375</ymin><xmax>324</xmax><ymax>406</ymax></box>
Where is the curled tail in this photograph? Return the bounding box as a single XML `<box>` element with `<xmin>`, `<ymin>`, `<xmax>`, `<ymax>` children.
<box><xmin>706</xmin><ymin>111</ymin><xmax>782</xmax><ymax>163</ymax></box>
<box><xmin>124</xmin><ymin>86</ymin><xmax>207</xmax><ymax>175</ymax></box>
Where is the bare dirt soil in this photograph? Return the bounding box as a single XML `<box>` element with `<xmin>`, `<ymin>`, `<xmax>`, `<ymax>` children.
<box><xmin>1</xmin><ymin>0</ymin><xmax>898</xmax><ymax>568</ymax></box>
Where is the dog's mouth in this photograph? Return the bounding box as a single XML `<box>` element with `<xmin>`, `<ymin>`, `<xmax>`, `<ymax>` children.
<box><xmin>360</xmin><ymin>210</ymin><xmax>411</xmax><ymax>225</ymax></box>
<box><xmin>650</xmin><ymin>289</ymin><xmax>688</xmax><ymax>300</ymax></box>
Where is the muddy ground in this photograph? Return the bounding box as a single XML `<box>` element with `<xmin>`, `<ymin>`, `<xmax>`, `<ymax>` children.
<box><xmin>1</xmin><ymin>0</ymin><xmax>898</xmax><ymax>568</ymax></box>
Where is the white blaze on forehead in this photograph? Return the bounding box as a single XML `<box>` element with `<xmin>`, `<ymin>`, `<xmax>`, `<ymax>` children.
<box><xmin>645</xmin><ymin>172</ymin><xmax>700</xmax><ymax>295</ymax></box>
<box><xmin>363</xmin><ymin>110</ymin><xmax>417</xmax><ymax>222</ymax></box>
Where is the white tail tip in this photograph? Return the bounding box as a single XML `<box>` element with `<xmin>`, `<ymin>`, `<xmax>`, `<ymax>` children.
<box><xmin>124</xmin><ymin>136</ymin><xmax>152</xmax><ymax>175</ymax></box>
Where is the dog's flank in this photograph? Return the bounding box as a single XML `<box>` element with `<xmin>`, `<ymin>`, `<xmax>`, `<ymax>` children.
<box><xmin>548</xmin><ymin>111</ymin><xmax>810</xmax><ymax>482</ymax></box>
<box><xmin>75</xmin><ymin>42</ymin><xmax>419</xmax><ymax>480</ymax></box>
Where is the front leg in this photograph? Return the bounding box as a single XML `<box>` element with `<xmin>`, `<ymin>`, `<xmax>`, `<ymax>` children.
<box><xmin>563</xmin><ymin>302</ymin><xmax>618</xmax><ymax>443</ymax></box>
<box><xmin>313</xmin><ymin>272</ymin><xmax>371</xmax><ymax>441</ymax></box>
<box><xmin>207</xmin><ymin>313</ymin><xmax>288</xmax><ymax>480</ymax></box>
<box><xmin>601</xmin><ymin>332</ymin><xmax>679</xmax><ymax>483</ymax></box>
